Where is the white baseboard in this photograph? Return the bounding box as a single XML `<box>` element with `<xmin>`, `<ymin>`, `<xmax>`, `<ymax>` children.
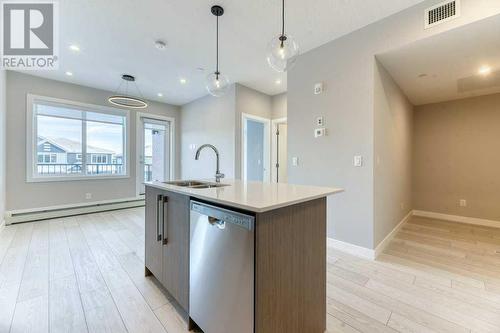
<box><xmin>5</xmin><ymin>196</ymin><xmax>145</xmax><ymax>224</ymax></box>
<box><xmin>328</xmin><ymin>210</ymin><xmax>413</xmax><ymax>261</ymax></box>
<box><xmin>327</xmin><ymin>238</ymin><xmax>375</xmax><ymax>260</ymax></box>
<box><xmin>374</xmin><ymin>210</ymin><xmax>413</xmax><ymax>258</ymax></box>
<box><xmin>413</xmin><ymin>210</ymin><xmax>500</xmax><ymax>229</ymax></box>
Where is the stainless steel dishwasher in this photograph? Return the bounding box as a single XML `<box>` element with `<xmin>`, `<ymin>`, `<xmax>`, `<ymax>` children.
<box><xmin>190</xmin><ymin>200</ymin><xmax>254</xmax><ymax>333</ymax></box>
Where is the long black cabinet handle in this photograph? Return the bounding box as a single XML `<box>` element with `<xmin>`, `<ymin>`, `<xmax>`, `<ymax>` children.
<box><xmin>156</xmin><ymin>194</ymin><xmax>163</xmax><ymax>242</ymax></box>
<box><xmin>163</xmin><ymin>196</ymin><xmax>169</xmax><ymax>245</ymax></box>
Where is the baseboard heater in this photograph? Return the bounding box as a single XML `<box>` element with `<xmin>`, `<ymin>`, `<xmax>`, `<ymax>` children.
<box><xmin>5</xmin><ymin>196</ymin><xmax>145</xmax><ymax>225</ymax></box>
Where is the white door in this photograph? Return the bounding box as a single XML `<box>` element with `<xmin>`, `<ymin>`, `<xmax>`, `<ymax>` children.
<box><xmin>138</xmin><ymin>117</ymin><xmax>171</xmax><ymax>195</ymax></box>
<box><xmin>274</xmin><ymin>121</ymin><xmax>288</xmax><ymax>183</ymax></box>
<box><xmin>242</xmin><ymin>114</ymin><xmax>270</xmax><ymax>182</ymax></box>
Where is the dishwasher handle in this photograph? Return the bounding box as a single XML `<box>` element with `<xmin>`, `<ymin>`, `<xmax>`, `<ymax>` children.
<box><xmin>208</xmin><ymin>216</ymin><xmax>226</xmax><ymax>229</ymax></box>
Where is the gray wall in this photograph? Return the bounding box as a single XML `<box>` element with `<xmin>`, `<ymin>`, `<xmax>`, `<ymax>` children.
<box><xmin>373</xmin><ymin>61</ymin><xmax>413</xmax><ymax>247</ymax></box>
<box><xmin>0</xmin><ymin>70</ymin><xmax>5</xmax><ymax>223</ymax></box>
<box><xmin>180</xmin><ymin>84</ymin><xmax>273</xmax><ymax>180</ymax></box>
<box><xmin>287</xmin><ymin>0</ymin><xmax>500</xmax><ymax>249</ymax></box>
<box><xmin>413</xmin><ymin>93</ymin><xmax>500</xmax><ymax>224</ymax></box>
<box><xmin>5</xmin><ymin>71</ymin><xmax>181</xmax><ymax>211</ymax></box>
<box><xmin>180</xmin><ymin>85</ymin><xmax>236</xmax><ymax>180</ymax></box>
<box><xmin>271</xmin><ymin>93</ymin><xmax>287</xmax><ymax>119</ymax></box>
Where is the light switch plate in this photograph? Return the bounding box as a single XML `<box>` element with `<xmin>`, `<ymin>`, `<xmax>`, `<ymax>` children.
<box><xmin>292</xmin><ymin>157</ymin><xmax>299</xmax><ymax>166</ymax></box>
<box><xmin>354</xmin><ymin>155</ymin><xmax>363</xmax><ymax>167</ymax></box>
<box><xmin>314</xmin><ymin>83</ymin><xmax>323</xmax><ymax>95</ymax></box>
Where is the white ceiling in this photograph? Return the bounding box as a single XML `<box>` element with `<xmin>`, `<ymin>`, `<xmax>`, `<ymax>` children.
<box><xmin>377</xmin><ymin>14</ymin><xmax>500</xmax><ymax>106</ymax></box>
<box><xmin>20</xmin><ymin>0</ymin><xmax>425</xmax><ymax>105</ymax></box>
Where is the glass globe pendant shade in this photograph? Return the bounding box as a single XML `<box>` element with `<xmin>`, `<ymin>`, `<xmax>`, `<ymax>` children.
<box><xmin>266</xmin><ymin>34</ymin><xmax>299</xmax><ymax>72</ymax></box>
<box><xmin>206</xmin><ymin>72</ymin><xmax>230</xmax><ymax>97</ymax></box>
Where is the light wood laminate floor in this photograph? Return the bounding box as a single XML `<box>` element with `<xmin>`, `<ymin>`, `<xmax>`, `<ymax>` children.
<box><xmin>1</xmin><ymin>209</ymin><xmax>500</xmax><ymax>332</ymax></box>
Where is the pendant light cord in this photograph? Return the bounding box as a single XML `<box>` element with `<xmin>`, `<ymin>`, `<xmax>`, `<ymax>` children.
<box><xmin>216</xmin><ymin>15</ymin><xmax>219</xmax><ymax>78</ymax></box>
<box><xmin>280</xmin><ymin>0</ymin><xmax>286</xmax><ymax>47</ymax></box>
<box><xmin>282</xmin><ymin>0</ymin><xmax>285</xmax><ymax>37</ymax></box>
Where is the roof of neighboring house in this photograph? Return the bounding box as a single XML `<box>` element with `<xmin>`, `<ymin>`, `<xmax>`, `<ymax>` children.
<box><xmin>37</xmin><ymin>136</ymin><xmax>116</xmax><ymax>154</ymax></box>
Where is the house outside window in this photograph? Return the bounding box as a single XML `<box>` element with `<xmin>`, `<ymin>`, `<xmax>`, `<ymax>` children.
<box><xmin>27</xmin><ymin>95</ymin><xmax>129</xmax><ymax>181</ymax></box>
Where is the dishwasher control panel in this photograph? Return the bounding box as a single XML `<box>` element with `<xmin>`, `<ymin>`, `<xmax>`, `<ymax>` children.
<box><xmin>190</xmin><ymin>202</ymin><xmax>254</xmax><ymax>231</ymax></box>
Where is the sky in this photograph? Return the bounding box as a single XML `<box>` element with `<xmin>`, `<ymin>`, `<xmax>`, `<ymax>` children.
<box><xmin>38</xmin><ymin>115</ymin><xmax>123</xmax><ymax>154</ymax></box>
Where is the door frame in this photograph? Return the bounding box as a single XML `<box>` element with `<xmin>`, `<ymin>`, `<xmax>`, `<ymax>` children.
<box><xmin>136</xmin><ymin>112</ymin><xmax>176</xmax><ymax>196</ymax></box>
<box><xmin>241</xmin><ymin>113</ymin><xmax>271</xmax><ymax>182</ymax></box>
<box><xmin>271</xmin><ymin>117</ymin><xmax>287</xmax><ymax>183</ymax></box>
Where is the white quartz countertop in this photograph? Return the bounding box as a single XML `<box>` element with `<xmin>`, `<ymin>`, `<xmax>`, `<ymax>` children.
<box><xmin>146</xmin><ymin>179</ymin><xmax>343</xmax><ymax>213</ymax></box>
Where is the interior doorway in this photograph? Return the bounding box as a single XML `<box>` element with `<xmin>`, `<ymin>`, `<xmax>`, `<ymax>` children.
<box><xmin>272</xmin><ymin>118</ymin><xmax>287</xmax><ymax>183</ymax></box>
<box><xmin>241</xmin><ymin>113</ymin><xmax>270</xmax><ymax>182</ymax></box>
<box><xmin>136</xmin><ymin>114</ymin><xmax>174</xmax><ymax>195</ymax></box>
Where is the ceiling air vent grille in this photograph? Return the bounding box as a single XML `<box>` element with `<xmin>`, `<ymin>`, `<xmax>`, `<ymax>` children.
<box><xmin>425</xmin><ymin>0</ymin><xmax>460</xmax><ymax>29</ymax></box>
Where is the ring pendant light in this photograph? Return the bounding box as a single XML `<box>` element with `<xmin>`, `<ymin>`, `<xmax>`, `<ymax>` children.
<box><xmin>108</xmin><ymin>74</ymin><xmax>148</xmax><ymax>109</ymax></box>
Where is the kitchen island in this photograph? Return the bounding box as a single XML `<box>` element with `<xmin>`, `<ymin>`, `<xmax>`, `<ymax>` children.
<box><xmin>144</xmin><ymin>179</ymin><xmax>342</xmax><ymax>333</ymax></box>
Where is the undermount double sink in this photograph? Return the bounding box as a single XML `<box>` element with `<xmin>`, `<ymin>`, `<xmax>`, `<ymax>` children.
<box><xmin>163</xmin><ymin>180</ymin><xmax>229</xmax><ymax>189</ymax></box>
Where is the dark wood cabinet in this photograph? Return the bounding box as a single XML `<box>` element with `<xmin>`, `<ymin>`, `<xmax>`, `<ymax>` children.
<box><xmin>145</xmin><ymin>187</ymin><xmax>190</xmax><ymax>313</ymax></box>
<box><xmin>145</xmin><ymin>187</ymin><xmax>164</xmax><ymax>279</ymax></box>
<box><xmin>161</xmin><ymin>191</ymin><xmax>190</xmax><ymax>311</ymax></box>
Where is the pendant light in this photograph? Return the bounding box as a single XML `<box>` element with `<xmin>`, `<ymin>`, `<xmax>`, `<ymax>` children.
<box><xmin>266</xmin><ymin>0</ymin><xmax>299</xmax><ymax>72</ymax></box>
<box><xmin>108</xmin><ymin>74</ymin><xmax>148</xmax><ymax>109</ymax></box>
<box><xmin>206</xmin><ymin>5</ymin><xmax>229</xmax><ymax>97</ymax></box>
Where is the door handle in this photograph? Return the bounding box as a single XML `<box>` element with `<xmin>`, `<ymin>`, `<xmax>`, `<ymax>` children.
<box><xmin>156</xmin><ymin>194</ymin><xmax>163</xmax><ymax>242</ymax></box>
<box><xmin>162</xmin><ymin>196</ymin><xmax>169</xmax><ymax>245</ymax></box>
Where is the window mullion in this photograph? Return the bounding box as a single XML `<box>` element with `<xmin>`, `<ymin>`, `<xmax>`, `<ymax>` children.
<box><xmin>82</xmin><ymin>114</ymin><xmax>87</xmax><ymax>176</ymax></box>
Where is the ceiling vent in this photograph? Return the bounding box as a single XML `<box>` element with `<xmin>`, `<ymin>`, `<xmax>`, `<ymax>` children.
<box><xmin>425</xmin><ymin>0</ymin><xmax>460</xmax><ymax>29</ymax></box>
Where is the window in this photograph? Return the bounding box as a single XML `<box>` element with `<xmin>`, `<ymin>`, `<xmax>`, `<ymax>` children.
<box><xmin>27</xmin><ymin>95</ymin><xmax>129</xmax><ymax>181</ymax></box>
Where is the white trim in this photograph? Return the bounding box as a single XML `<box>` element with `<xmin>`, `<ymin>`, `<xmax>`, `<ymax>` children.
<box><xmin>26</xmin><ymin>94</ymin><xmax>131</xmax><ymax>182</ymax></box>
<box><xmin>135</xmin><ymin>113</ymin><xmax>176</xmax><ymax>197</ymax></box>
<box><xmin>413</xmin><ymin>210</ymin><xmax>500</xmax><ymax>229</ymax></box>
<box><xmin>241</xmin><ymin>113</ymin><xmax>271</xmax><ymax>182</ymax></box>
<box><xmin>327</xmin><ymin>237</ymin><xmax>375</xmax><ymax>260</ymax></box>
<box><xmin>271</xmin><ymin>117</ymin><xmax>287</xmax><ymax>183</ymax></box>
<box><xmin>5</xmin><ymin>196</ymin><xmax>145</xmax><ymax>224</ymax></box>
<box><xmin>374</xmin><ymin>210</ymin><xmax>413</xmax><ymax>258</ymax></box>
<box><xmin>0</xmin><ymin>219</ymin><xmax>5</xmax><ymax>234</ymax></box>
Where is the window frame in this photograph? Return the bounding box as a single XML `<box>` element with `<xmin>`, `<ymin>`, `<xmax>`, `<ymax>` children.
<box><xmin>27</xmin><ymin>94</ymin><xmax>130</xmax><ymax>182</ymax></box>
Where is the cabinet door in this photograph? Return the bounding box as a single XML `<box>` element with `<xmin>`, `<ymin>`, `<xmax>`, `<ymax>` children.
<box><xmin>145</xmin><ymin>187</ymin><xmax>164</xmax><ymax>279</ymax></box>
<box><xmin>162</xmin><ymin>191</ymin><xmax>190</xmax><ymax>311</ymax></box>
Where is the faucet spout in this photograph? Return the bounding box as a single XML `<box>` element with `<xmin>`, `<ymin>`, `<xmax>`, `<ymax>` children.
<box><xmin>195</xmin><ymin>144</ymin><xmax>225</xmax><ymax>182</ymax></box>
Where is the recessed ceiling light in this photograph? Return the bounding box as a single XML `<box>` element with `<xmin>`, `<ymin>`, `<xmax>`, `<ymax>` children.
<box><xmin>69</xmin><ymin>44</ymin><xmax>80</xmax><ymax>52</ymax></box>
<box><xmin>478</xmin><ymin>66</ymin><xmax>492</xmax><ymax>76</ymax></box>
<box><xmin>157</xmin><ymin>93</ymin><xmax>163</xmax><ymax>97</ymax></box>
<box><xmin>65</xmin><ymin>71</ymin><xmax>73</xmax><ymax>76</ymax></box>
<box><xmin>275</xmin><ymin>79</ymin><xmax>282</xmax><ymax>85</ymax></box>
<box><xmin>155</xmin><ymin>40</ymin><xmax>167</xmax><ymax>50</ymax></box>
<box><xmin>180</xmin><ymin>78</ymin><xmax>187</xmax><ymax>84</ymax></box>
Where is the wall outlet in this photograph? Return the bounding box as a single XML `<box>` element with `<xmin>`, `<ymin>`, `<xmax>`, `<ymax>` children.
<box><xmin>85</xmin><ymin>193</ymin><xmax>92</xmax><ymax>200</ymax></box>
<box><xmin>354</xmin><ymin>155</ymin><xmax>363</xmax><ymax>167</ymax></box>
<box><xmin>316</xmin><ymin>116</ymin><xmax>324</xmax><ymax>127</ymax></box>
<box><xmin>314</xmin><ymin>128</ymin><xmax>326</xmax><ymax>138</ymax></box>
<box><xmin>189</xmin><ymin>144</ymin><xmax>197</xmax><ymax>150</ymax></box>
<box><xmin>459</xmin><ymin>199</ymin><xmax>467</xmax><ymax>207</ymax></box>
<box><xmin>292</xmin><ymin>157</ymin><xmax>299</xmax><ymax>166</ymax></box>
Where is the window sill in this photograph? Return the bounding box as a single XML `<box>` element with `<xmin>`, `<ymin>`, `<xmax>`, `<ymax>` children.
<box><xmin>26</xmin><ymin>174</ymin><xmax>130</xmax><ymax>183</ymax></box>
